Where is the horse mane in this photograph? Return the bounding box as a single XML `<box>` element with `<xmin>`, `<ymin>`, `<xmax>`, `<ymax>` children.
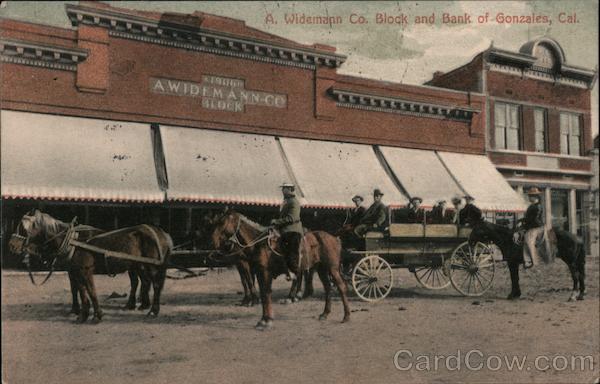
<box><xmin>29</xmin><ymin>210</ymin><xmax>69</xmax><ymax>237</ymax></box>
<box><xmin>239</xmin><ymin>214</ymin><xmax>267</xmax><ymax>232</ymax></box>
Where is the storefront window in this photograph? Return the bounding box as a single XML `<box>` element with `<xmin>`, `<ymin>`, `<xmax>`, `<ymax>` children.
<box><xmin>551</xmin><ymin>189</ymin><xmax>569</xmax><ymax>231</ymax></box>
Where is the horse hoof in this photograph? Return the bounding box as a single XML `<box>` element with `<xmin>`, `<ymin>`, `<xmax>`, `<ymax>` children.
<box><xmin>507</xmin><ymin>292</ymin><xmax>521</xmax><ymax>300</ymax></box>
<box><xmin>577</xmin><ymin>295</ymin><xmax>584</xmax><ymax>301</ymax></box>
<box><xmin>319</xmin><ymin>314</ymin><xmax>328</xmax><ymax>321</ymax></box>
<box><xmin>255</xmin><ymin>319</ymin><xmax>272</xmax><ymax>330</ymax></box>
<box><xmin>341</xmin><ymin>316</ymin><xmax>350</xmax><ymax>323</ymax></box>
<box><xmin>292</xmin><ymin>297</ymin><xmax>300</xmax><ymax>303</ymax></box>
<box><xmin>146</xmin><ymin>311</ymin><xmax>158</xmax><ymax>318</ymax></box>
<box><xmin>279</xmin><ymin>298</ymin><xmax>292</xmax><ymax>305</ymax></box>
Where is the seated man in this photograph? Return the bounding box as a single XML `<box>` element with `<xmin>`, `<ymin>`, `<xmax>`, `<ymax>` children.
<box><xmin>354</xmin><ymin>189</ymin><xmax>387</xmax><ymax>237</ymax></box>
<box><xmin>520</xmin><ymin>187</ymin><xmax>552</xmax><ymax>268</ymax></box>
<box><xmin>338</xmin><ymin>195</ymin><xmax>366</xmax><ymax>249</ymax></box>
<box><xmin>458</xmin><ymin>194</ymin><xmax>483</xmax><ymax>227</ymax></box>
<box><xmin>451</xmin><ymin>196</ymin><xmax>463</xmax><ymax>224</ymax></box>
<box><xmin>430</xmin><ymin>200</ymin><xmax>448</xmax><ymax>224</ymax></box>
<box><xmin>396</xmin><ymin>196</ymin><xmax>424</xmax><ymax>224</ymax></box>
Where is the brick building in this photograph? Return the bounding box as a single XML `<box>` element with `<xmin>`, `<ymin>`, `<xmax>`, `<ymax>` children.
<box><xmin>427</xmin><ymin>37</ymin><xmax>597</xmax><ymax>250</ymax></box>
<box><xmin>1</xmin><ymin>2</ymin><xmax>530</xmax><ymax>263</ymax></box>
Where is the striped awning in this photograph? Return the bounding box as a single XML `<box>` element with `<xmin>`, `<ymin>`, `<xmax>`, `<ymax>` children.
<box><xmin>279</xmin><ymin>138</ymin><xmax>407</xmax><ymax>208</ymax></box>
<box><xmin>437</xmin><ymin>152</ymin><xmax>528</xmax><ymax>211</ymax></box>
<box><xmin>160</xmin><ymin>125</ymin><xmax>292</xmax><ymax>205</ymax></box>
<box><xmin>1</xmin><ymin>110</ymin><xmax>164</xmax><ymax>202</ymax></box>
<box><xmin>379</xmin><ymin>146</ymin><xmax>464</xmax><ymax>208</ymax></box>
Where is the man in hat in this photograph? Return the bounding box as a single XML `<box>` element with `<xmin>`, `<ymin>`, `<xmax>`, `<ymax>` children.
<box><xmin>396</xmin><ymin>196</ymin><xmax>424</xmax><ymax>223</ymax></box>
<box><xmin>520</xmin><ymin>187</ymin><xmax>549</xmax><ymax>268</ymax></box>
<box><xmin>459</xmin><ymin>194</ymin><xmax>483</xmax><ymax>227</ymax></box>
<box><xmin>354</xmin><ymin>189</ymin><xmax>387</xmax><ymax>237</ymax></box>
<box><xmin>270</xmin><ymin>183</ymin><xmax>303</xmax><ymax>273</ymax></box>
<box><xmin>339</xmin><ymin>195</ymin><xmax>366</xmax><ymax>249</ymax></box>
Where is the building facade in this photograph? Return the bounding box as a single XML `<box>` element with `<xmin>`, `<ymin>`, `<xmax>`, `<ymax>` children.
<box><xmin>427</xmin><ymin>37</ymin><xmax>597</xmax><ymax>249</ymax></box>
<box><xmin>0</xmin><ymin>2</ymin><xmax>555</xmax><ymax>265</ymax></box>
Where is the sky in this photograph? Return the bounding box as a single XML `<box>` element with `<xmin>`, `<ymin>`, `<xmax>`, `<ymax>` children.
<box><xmin>1</xmin><ymin>1</ymin><xmax>597</xmax><ymax>136</ymax></box>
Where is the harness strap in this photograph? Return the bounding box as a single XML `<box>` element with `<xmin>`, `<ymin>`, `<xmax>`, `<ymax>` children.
<box><xmin>69</xmin><ymin>240</ymin><xmax>163</xmax><ymax>266</ymax></box>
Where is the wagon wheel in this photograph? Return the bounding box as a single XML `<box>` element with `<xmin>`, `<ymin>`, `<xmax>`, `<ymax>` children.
<box><xmin>413</xmin><ymin>259</ymin><xmax>451</xmax><ymax>290</ymax></box>
<box><xmin>352</xmin><ymin>255</ymin><xmax>393</xmax><ymax>302</ymax></box>
<box><xmin>449</xmin><ymin>241</ymin><xmax>495</xmax><ymax>297</ymax></box>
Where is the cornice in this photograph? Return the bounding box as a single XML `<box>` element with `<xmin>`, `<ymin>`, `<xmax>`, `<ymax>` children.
<box><xmin>330</xmin><ymin>88</ymin><xmax>478</xmax><ymax>121</ymax></box>
<box><xmin>0</xmin><ymin>37</ymin><xmax>88</xmax><ymax>71</ymax></box>
<box><xmin>65</xmin><ymin>4</ymin><xmax>346</xmax><ymax>70</ymax></box>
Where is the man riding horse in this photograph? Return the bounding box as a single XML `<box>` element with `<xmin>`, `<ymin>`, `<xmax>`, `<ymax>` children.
<box><xmin>270</xmin><ymin>182</ymin><xmax>303</xmax><ymax>275</ymax></box>
<box><xmin>520</xmin><ymin>187</ymin><xmax>552</xmax><ymax>268</ymax></box>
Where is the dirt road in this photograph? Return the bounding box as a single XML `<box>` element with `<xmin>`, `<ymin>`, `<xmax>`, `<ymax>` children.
<box><xmin>2</xmin><ymin>260</ymin><xmax>599</xmax><ymax>384</ymax></box>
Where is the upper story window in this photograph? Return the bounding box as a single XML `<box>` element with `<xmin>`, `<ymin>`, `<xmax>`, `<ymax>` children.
<box><xmin>494</xmin><ymin>102</ymin><xmax>521</xmax><ymax>150</ymax></box>
<box><xmin>560</xmin><ymin>112</ymin><xmax>581</xmax><ymax>156</ymax></box>
<box><xmin>534</xmin><ymin>108</ymin><xmax>547</xmax><ymax>152</ymax></box>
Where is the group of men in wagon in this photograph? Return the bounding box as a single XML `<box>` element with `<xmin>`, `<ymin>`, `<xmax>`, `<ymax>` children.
<box><xmin>271</xmin><ymin>182</ymin><xmax>548</xmax><ymax>272</ymax></box>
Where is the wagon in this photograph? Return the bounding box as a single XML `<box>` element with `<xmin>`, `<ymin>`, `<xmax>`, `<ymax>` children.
<box><xmin>345</xmin><ymin>223</ymin><xmax>496</xmax><ymax>301</ymax></box>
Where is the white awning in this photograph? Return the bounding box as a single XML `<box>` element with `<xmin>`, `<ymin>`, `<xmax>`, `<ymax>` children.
<box><xmin>379</xmin><ymin>146</ymin><xmax>464</xmax><ymax>208</ymax></box>
<box><xmin>1</xmin><ymin>110</ymin><xmax>164</xmax><ymax>202</ymax></box>
<box><xmin>437</xmin><ymin>152</ymin><xmax>528</xmax><ymax>211</ymax></box>
<box><xmin>279</xmin><ymin>138</ymin><xmax>407</xmax><ymax>208</ymax></box>
<box><xmin>160</xmin><ymin>126</ymin><xmax>292</xmax><ymax>205</ymax></box>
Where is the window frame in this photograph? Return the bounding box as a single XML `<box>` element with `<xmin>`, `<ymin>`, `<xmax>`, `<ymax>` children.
<box><xmin>533</xmin><ymin>107</ymin><xmax>548</xmax><ymax>153</ymax></box>
<box><xmin>494</xmin><ymin>102</ymin><xmax>522</xmax><ymax>151</ymax></box>
<box><xmin>559</xmin><ymin>112</ymin><xmax>582</xmax><ymax>156</ymax></box>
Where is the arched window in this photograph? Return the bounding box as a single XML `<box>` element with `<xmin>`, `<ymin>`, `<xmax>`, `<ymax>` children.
<box><xmin>533</xmin><ymin>44</ymin><xmax>556</xmax><ymax>70</ymax></box>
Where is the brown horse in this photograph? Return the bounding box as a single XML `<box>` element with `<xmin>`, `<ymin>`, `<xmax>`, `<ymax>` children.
<box><xmin>70</xmin><ymin>224</ymin><xmax>172</xmax><ymax>322</ymax></box>
<box><xmin>211</xmin><ymin>209</ymin><xmax>350</xmax><ymax>329</ymax></box>
<box><xmin>8</xmin><ymin>210</ymin><xmax>149</xmax><ymax>314</ymax></box>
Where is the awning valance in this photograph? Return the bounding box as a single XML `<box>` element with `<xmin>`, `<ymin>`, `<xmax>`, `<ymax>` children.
<box><xmin>160</xmin><ymin>126</ymin><xmax>292</xmax><ymax>205</ymax></box>
<box><xmin>279</xmin><ymin>138</ymin><xmax>407</xmax><ymax>208</ymax></box>
<box><xmin>437</xmin><ymin>152</ymin><xmax>528</xmax><ymax>211</ymax></box>
<box><xmin>379</xmin><ymin>146</ymin><xmax>464</xmax><ymax>207</ymax></box>
<box><xmin>1</xmin><ymin>111</ymin><xmax>164</xmax><ymax>202</ymax></box>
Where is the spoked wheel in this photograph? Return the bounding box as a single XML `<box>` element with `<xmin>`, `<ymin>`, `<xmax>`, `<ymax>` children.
<box><xmin>352</xmin><ymin>255</ymin><xmax>393</xmax><ymax>302</ymax></box>
<box><xmin>413</xmin><ymin>259</ymin><xmax>451</xmax><ymax>290</ymax></box>
<box><xmin>449</xmin><ymin>241</ymin><xmax>495</xmax><ymax>297</ymax></box>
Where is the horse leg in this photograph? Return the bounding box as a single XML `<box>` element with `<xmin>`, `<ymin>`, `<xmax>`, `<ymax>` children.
<box><xmin>330</xmin><ymin>266</ymin><xmax>351</xmax><ymax>323</ymax></box>
<box><xmin>148</xmin><ymin>267</ymin><xmax>167</xmax><ymax>317</ymax></box>
<box><xmin>287</xmin><ymin>271</ymin><xmax>303</xmax><ymax>303</ymax></box>
<box><xmin>317</xmin><ymin>266</ymin><xmax>332</xmax><ymax>321</ymax></box>
<box><xmin>302</xmin><ymin>268</ymin><xmax>315</xmax><ymax>299</ymax></box>
<box><xmin>577</xmin><ymin>259</ymin><xmax>586</xmax><ymax>300</ymax></box>
<box><xmin>138</xmin><ymin>269</ymin><xmax>151</xmax><ymax>310</ymax></box>
<box><xmin>507</xmin><ymin>260</ymin><xmax>521</xmax><ymax>300</ymax></box>
<box><xmin>125</xmin><ymin>270</ymin><xmax>138</xmax><ymax>310</ymax></box>
<box><xmin>236</xmin><ymin>263</ymin><xmax>251</xmax><ymax>306</ymax></box>
<box><xmin>84</xmin><ymin>268</ymin><xmax>103</xmax><ymax>322</ymax></box>
<box><xmin>75</xmin><ymin>272</ymin><xmax>90</xmax><ymax>323</ymax></box>
<box><xmin>249</xmin><ymin>267</ymin><xmax>259</xmax><ymax>306</ymax></box>
<box><xmin>68</xmin><ymin>267</ymin><xmax>80</xmax><ymax>315</ymax></box>
<box><xmin>255</xmin><ymin>266</ymin><xmax>273</xmax><ymax>329</ymax></box>
<box><xmin>565</xmin><ymin>261</ymin><xmax>579</xmax><ymax>302</ymax></box>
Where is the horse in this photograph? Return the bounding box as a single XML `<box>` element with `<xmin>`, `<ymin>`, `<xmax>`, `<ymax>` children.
<box><xmin>201</xmin><ymin>211</ymin><xmax>314</xmax><ymax>306</ymax></box>
<box><xmin>69</xmin><ymin>224</ymin><xmax>172</xmax><ymax>322</ymax></box>
<box><xmin>7</xmin><ymin>210</ymin><xmax>150</xmax><ymax>314</ymax></box>
<box><xmin>469</xmin><ymin>221</ymin><xmax>586</xmax><ymax>301</ymax></box>
<box><xmin>211</xmin><ymin>209</ymin><xmax>350</xmax><ymax>329</ymax></box>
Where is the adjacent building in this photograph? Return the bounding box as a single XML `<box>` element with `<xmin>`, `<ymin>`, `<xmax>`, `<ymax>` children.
<box><xmin>427</xmin><ymin>37</ymin><xmax>597</xmax><ymax>249</ymax></box>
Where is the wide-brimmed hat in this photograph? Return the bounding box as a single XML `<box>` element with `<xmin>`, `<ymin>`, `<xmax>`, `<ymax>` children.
<box><xmin>437</xmin><ymin>199</ymin><xmax>447</xmax><ymax>204</ymax></box>
<box><xmin>352</xmin><ymin>195</ymin><xmax>364</xmax><ymax>202</ymax></box>
<box><xmin>464</xmin><ymin>194</ymin><xmax>475</xmax><ymax>201</ymax></box>
<box><xmin>527</xmin><ymin>187</ymin><xmax>542</xmax><ymax>195</ymax></box>
<box><xmin>373</xmin><ymin>189</ymin><xmax>384</xmax><ymax>196</ymax></box>
<box><xmin>280</xmin><ymin>182</ymin><xmax>295</xmax><ymax>189</ymax></box>
<box><xmin>451</xmin><ymin>196</ymin><xmax>462</xmax><ymax>204</ymax></box>
<box><xmin>410</xmin><ymin>196</ymin><xmax>423</xmax><ymax>203</ymax></box>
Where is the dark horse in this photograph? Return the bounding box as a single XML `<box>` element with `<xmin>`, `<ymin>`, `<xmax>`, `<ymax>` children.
<box><xmin>211</xmin><ymin>209</ymin><xmax>350</xmax><ymax>329</ymax></box>
<box><xmin>70</xmin><ymin>224</ymin><xmax>172</xmax><ymax>322</ymax></box>
<box><xmin>469</xmin><ymin>221</ymin><xmax>585</xmax><ymax>301</ymax></box>
<box><xmin>8</xmin><ymin>210</ymin><xmax>150</xmax><ymax>314</ymax></box>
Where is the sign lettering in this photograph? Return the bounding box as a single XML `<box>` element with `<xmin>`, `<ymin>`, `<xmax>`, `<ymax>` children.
<box><xmin>150</xmin><ymin>76</ymin><xmax>287</xmax><ymax>112</ymax></box>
